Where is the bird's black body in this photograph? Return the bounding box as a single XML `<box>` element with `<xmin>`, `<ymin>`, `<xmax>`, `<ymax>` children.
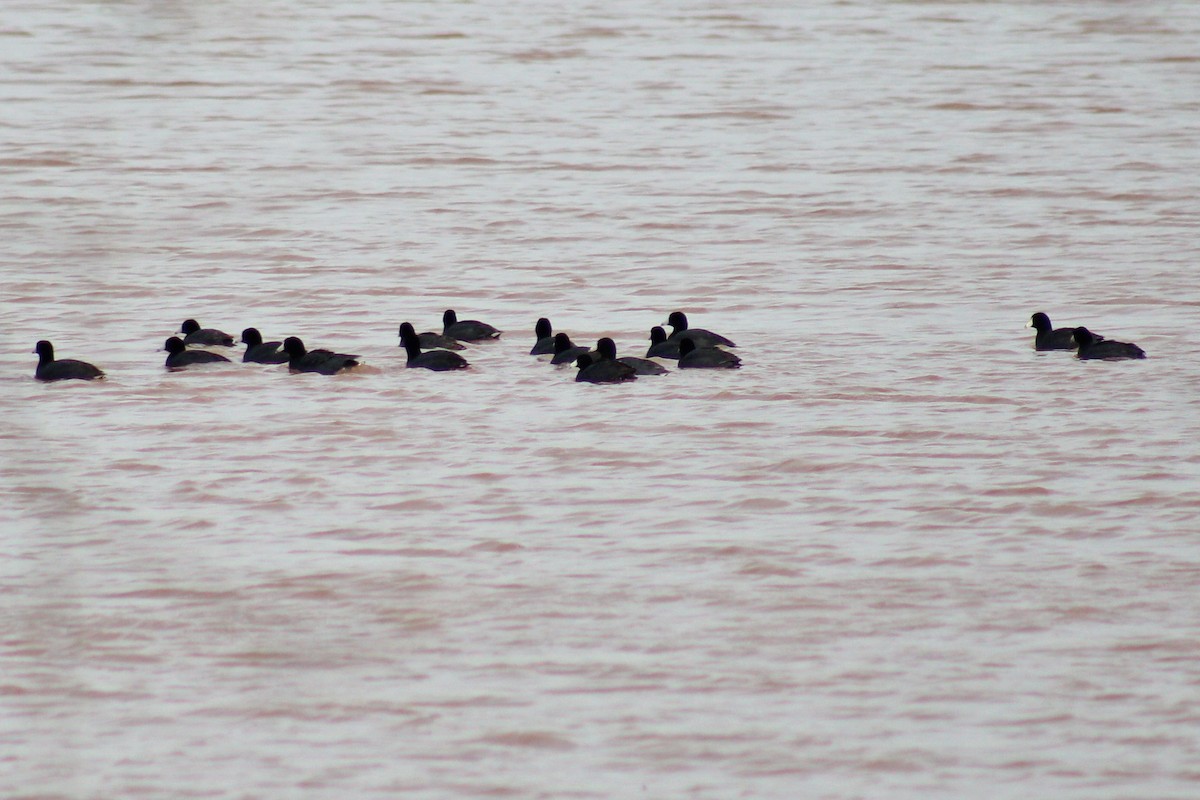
<box><xmin>530</xmin><ymin>318</ymin><xmax>555</xmax><ymax>355</ymax></box>
<box><xmin>594</xmin><ymin>337</ymin><xmax>667</xmax><ymax>375</ymax></box>
<box><xmin>282</xmin><ymin>337</ymin><xmax>360</xmax><ymax>374</ymax></box>
<box><xmin>442</xmin><ymin>309</ymin><xmax>500</xmax><ymax>342</ymax></box>
<box><xmin>399</xmin><ymin>322</ymin><xmax>470</xmax><ymax>371</ymax></box>
<box><xmin>241</xmin><ymin>328</ymin><xmax>289</xmax><ymax>364</ymax></box>
<box><xmin>665</xmin><ymin>311</ymin><xmax>736</xmax><ymax>349</ymax></box>
<box><xmin>1028</xmin><ymin>312</ymin><xmax>1095</xmax><ymax>351</ymax></box>
<box><xmin>33</xmin><ymin>340</ymin><xmax>105</xmax><ymax>382</ymax></box>
<box><xmin>164</xmin><ymin>337</ymin><xmax>232</xmax><ymax>369</ymax></box>
<box><xmin>180</xmin><ymin>319</ymin><xmax>235</xmax><ymax>347</ymax></box>
<box><xmin>550</xmin><ymin>332</ymin><xmax>591</xmax><ymax>365</ymax></box>
<box><xmin>1074</xmin><ymin>327</ymin><xmax>1145</xmax><ymax>360</ymax></box>
<box><xmin>678</xmin><ymin>337</ymin><xmax>741</xmax><ymax>369</ymax></box>
<box><xmin>575</xmin><ymin>353</ymin><xmax>637</xmax><ymax>384</ymax></box>
<box><xmin>646</xmin><ymin>326</ymin><xmax>681</xmax><ymax>360</ymax></box>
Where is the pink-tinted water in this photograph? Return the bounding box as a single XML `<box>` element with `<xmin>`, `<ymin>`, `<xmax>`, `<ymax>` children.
<box><xmin>3</xmin><ymin>1</ymin><xmax>1200</xmax><ymax>797</ymax></box>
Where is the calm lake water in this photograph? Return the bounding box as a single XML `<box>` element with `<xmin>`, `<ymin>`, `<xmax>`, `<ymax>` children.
<box><xmin>3</xmin><ymin>1</ymin><xmax>1199</xmax><ymax>797</ymax></box>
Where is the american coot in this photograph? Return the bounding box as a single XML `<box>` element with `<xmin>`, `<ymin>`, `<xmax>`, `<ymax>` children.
<box><xmin>282</xmin><ymin>337</ymin><xmax>360</xmax><ymax>374</ymax></box>
<box><xmin>399</xmin><ymin>322</ymin><xmax>469</xmax><ymax>371</ymax></box>
<box><xmin>180</xmin><ymin>319</ymin><xmax>235</xmax><ymax>347</ymax></box>
<box><xmin>1073</xmin><ymin>327</ymin><xmax>1145</xmax><ymax>360</ymax></box>
<box><xmin>595</xmin><ymin>337</ymin><xmax>668</xmax><ymax>375</ymax></box>
<box><xmin>241</xmin><ymin>328</ymin><xmax>289</xmax><ymax>364</ymax></box>
<box><xmin>165</xmin><ymin>337</ymin><xmax>232</xmax><ymax>369</ymax></box>
<box><xmin>678</xmin><ymin>337</ymin><xmax>742</xmax><ymax>369</ymax></box>
<box><xmin>575</xmin><ymin>353</ymin><xmax>637</xmax><ymax>384</ymax></box>
<box><xmin>397</xmin><ymin>325</ymin><xmax>464</xmax><ymax>352</ymax></box>
<box><xmin>33</xmin><ymin>340</ymin><xmax>105</xmax><ymax>382</ymax></box>
<box><xmin>442</xmin><ymin>309</ymin><xmax>501</xmax><ymax>342</ymax></box>
<box><xmin>645</xmin><ymin>326</ymin><xmax>681</xmax><ymax>359</ymax></box>
<box><xmin>1027</xmin><ymin>312</ymin><xmax>1098</xmax><ymax>351</ymax></box>
<box><xmin>665</xmin><ymin>311</ymin><xmax>736</xmax><ymax>348</ymax></box>
<box><xmin>550</xmin><ymin>332</ymin><xmax>591</xmax><ymax>365</ymax></box>
<box><xmin>530</xmin><ymin>317</ymin><xmax>555</xmax><ymax>355</ymax></box>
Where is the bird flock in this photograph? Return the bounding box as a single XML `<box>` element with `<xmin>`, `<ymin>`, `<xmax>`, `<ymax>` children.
<box><xmin>30</xmin><ymin>309</ymin><xmax>1147</xmax><ymax>383</ymax></box>
<box><xmin>31</xmin><ymin>310</ymin><xmax>743</xmax><ymax>383</ymax></box>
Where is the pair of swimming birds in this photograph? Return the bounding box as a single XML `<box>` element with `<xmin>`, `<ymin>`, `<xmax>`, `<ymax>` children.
<box><xmin>1027</xmin><ymin>312</ymin><xmax>1146</xmax><ymax>360</ymax></box>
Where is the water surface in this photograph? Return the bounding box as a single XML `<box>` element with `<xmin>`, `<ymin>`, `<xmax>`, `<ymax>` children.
<box><xmin>3</xmin><ymin>1</ymin><xmax>1200</xmax><ymax>797</ymax></box>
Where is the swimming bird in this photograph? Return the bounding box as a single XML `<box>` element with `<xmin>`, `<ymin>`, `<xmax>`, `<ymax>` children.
<box><xmin>398</xmin><ymin>325</ymin><xmax>464</xmax><ymax>352</ymax></box>
<box><xmin>594</xmin><ymin>337</ymin><xmax>668</xmax><ymax>375</ymax></box>
<box><xmin>646</xmin><ymin>326</ymin><xmax>681</xmax><ymax>360</ymax></box>
<box><xmin>241</xmin><ymin>328</ymin><xmax>289</xmax><ymax>364</ymax></box>
<box><xmin>399</xmin><ymin>322</ymin><xmax>470</xmax><ymax>371</ymax></box>
<box><xmin>530</xmin><ymin>317</ymin><xmax>555</xmax><ymax>355</ymax></box>
<box><xmin>442</xmin><ymin>309</ymin><xmax>501</xmax><ymax>342</ymax></box>
<box><xmin>665</xmin><ymin>311</ymin><xmax>736</xmax><ymax>348</ymax></box>
<box><xmin>1027</xmin><ymin>312</ymin><xmax>1097</xmax><ymax>351</ymax></box>
<box><xmin>164</xmin><ymin>336</ymin><xmax>232</xmax><ymax>369</ymax></box>
<box><xmin>33</xmin><ymin>340</ymin><xmax>105</xmax><ymax>382</ymax></box>
<box><xmin>678</xmin><ymin>337</ymin><xmax>742</xmax><ymax>369</ymax></box>
<box><xmin>180</xmin><ymin>319</ymin><xmax>235</xmax><ymax>347</ymax></box>
<box><xmin>550</xmin><ymin>332</ymin><xmax>591</xmax><ymax>365</ymax></box>
<box><xmin>575</xmin><ymin>353</ymin><xmax>637</xmax><ymax>384</ymax></box>
<box><xmin>1073</xmin><ymin>327</ymin><xmax>1145</xmax><ymax>360</ymax></box>
<box><xmin>282</xmin><ymin>336</ymin><xmax>360</xmax><ymax>374</ymax></box>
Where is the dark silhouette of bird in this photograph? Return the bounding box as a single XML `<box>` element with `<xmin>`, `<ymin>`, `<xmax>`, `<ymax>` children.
<box><xmin>1073</xmin><ymin>327</ymin><xmax>1145</xmax><ymax>360</ymax></box>
<box><xmin>180</xmin><ymin>319</ymin><xmax>235</xmax><ymax>347</ymax></box>
<box><xmin>164</xmin><ymin>337</ymin><xmax>232</xmax><ymax>369</ymax></box>
<box><xmin>282</xmin><ymin>337</ymin><xmax>360</xmax><ymax>374</ymax></box>
<box><xmin>399</xmin><ymin>322</ymin><xmax>470</xmax><ymax>371</ymax></box>
<box><xmin>678</xmin><ymin>337</ymin><xmax>741</xmax><ymax>369</ymax></box>
<box><xmin>33</xmin><ymin>340</ymin><xmax>105</xmax><ymax>381</ymax></box>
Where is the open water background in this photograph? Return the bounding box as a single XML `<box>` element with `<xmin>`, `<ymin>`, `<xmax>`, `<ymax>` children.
<box><xmin>3</xmin><ymin>1</ymin><xmax>1199</xmax><ymax>797</ymax></box>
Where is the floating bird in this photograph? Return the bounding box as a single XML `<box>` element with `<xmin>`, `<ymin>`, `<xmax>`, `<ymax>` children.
<box><xmin>398</xmin><ymin>324</ymin><xmax>464</xmax><ymax>352</ymax></box>
<box><xmin>530</xmin><ymin>318</ymin><xmax>555</xmax><ymax>355</ymax></box>
<box><xmin>399</xmin><ymin>322</ymin><xmax>470</xmax><ymax>371</ymax></box>
<box><xmin>33</xmin><ymin>340</ymin><xmax>104</xmax><ymax>382</ymax></box>
<box><xmin>1073</xmin><ymin>327</ymin><xmax>1145</xmax><ymax>360</ymax></box>
<box><xmin>442</xmin><ymin>309</ymin><xmax>500</xmax><ymax>342</ymax></box>
<box><xmin>1027</xmin><ymin>312</ymin><xmax>1098</xmax><ymax>351</ymax></box>
<box><xmin>595</xmin><ymin>337</ymin><xmax>667</xmax><ymax>375</ymax></box>
<box><xmin>282</xmin><ymin>337</ymin><xmax>360</xmax><ymax>374</ymax></box>
<box><xmin>165</xmin><ymin>336</ymin><xmax>231</xmax><ymax>369</ymax></box>
<box><xmin>678</xmin><ymin>337</ymin><xmax>741</xmax><ymax>369</ymax></box>
<box><xmin>665</xmin><ymin>311</ymin><xmax>736</xmax><ymax>348</ymax></box>
<box><xmin>550</xmin><ymin>332</ymin><xmax>591</xmax><ymax>365</ymax></box>
<box><xmin>645</xmin><ymin>326</ymin><xmax>681</xmax><ymax>360</ymax></box>
<box><xmin>180</xmin><ymin>318</ymin><xmax>235</xmax><ymax>347</ymax></box>
<box><xmin>241</xmin><ymin>328</ymin><xmax>289</xmax><ymax>364</ymax></box>
<box><xmin>575</xmin><ymin>353</ymin><xmax>637</xmax><ymax>384</ymax></box>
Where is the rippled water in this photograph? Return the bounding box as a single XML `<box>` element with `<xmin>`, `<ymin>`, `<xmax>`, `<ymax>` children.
<box><xmin>4</xmin><ymin>1</ymin><xmax>1200</xmax><ymax>797</ymax></box>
